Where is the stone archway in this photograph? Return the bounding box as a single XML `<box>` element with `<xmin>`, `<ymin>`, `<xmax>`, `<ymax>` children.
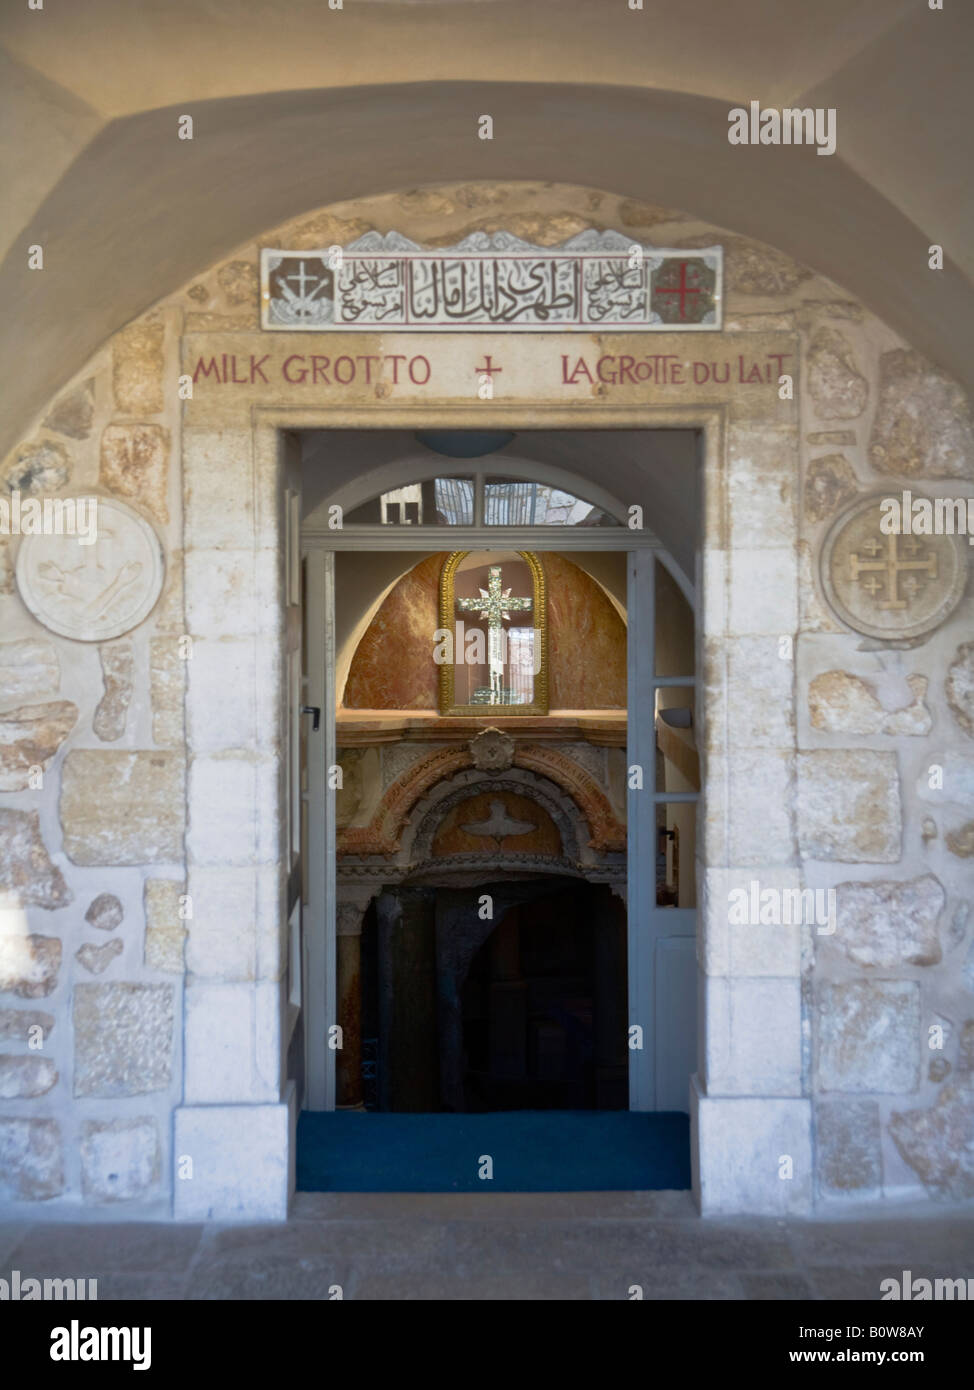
<box><xmin>336</xmin><ymin>742</ymin><xmax>626</xmax><ymax>1114</ymax></box>
<box><xmin>5</xmin><ymin>175</ymin><xmax>970</xmax><ymax>1219</ymax></box>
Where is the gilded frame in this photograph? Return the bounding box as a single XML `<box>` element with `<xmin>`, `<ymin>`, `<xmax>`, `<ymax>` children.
<box><xmin>438</xmin><ymin>550</ymin><xmax>549</xmax><ymax>716</ymax></box>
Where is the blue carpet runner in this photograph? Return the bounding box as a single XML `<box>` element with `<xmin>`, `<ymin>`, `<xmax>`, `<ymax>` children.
<box><xmin>296</xmin><ymin>1111</ymin><xmax>691</xmax><ymax>1192</ymax></box>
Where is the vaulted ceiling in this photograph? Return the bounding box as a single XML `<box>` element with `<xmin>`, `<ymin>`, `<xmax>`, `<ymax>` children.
<box><xmin>2</xmin><ymin>0</ymin><xmax>972</xmax><ymax>457</ymax></box>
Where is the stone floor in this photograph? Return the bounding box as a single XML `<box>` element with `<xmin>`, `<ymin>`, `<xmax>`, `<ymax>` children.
<box><xmin>2</xmin><ymin>1192</ymin><xmax>973</xmax><ymax>1300</ymax></box>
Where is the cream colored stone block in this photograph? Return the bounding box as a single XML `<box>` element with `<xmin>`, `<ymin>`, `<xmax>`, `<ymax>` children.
<box><xmin>183</xmin><ymin>429</ymin><xmax>255</xmax><ymax>549</ymax></box>
<box><xmin>184</xmin><ymin>549</ymin><xmax>280</xmax><ymax>640</ymax></box>
<box><xmin>144</xmin><ymin>878</ymin><xmax>187</xmax><ymax>973</ymax></box>
<box><xmin>701</xmin><ymin>867</ymin><xmax>804</xmax><ymax>977</ymax></box>
<box><xmin>187</xmin><ymin>756</ymin><xmax>256</xmax><ymax>867</ymax></box>
<box><xmin>73</xmin><ymin>982</ymin><xmax>174</xmax><ymax>1097</ymax></box>
<box><xmin>0</xmin><ymin>931</ymin><xmax>62</xmax><ymax>998</ymax></box>
<box><xmin>0</xmin><ymin>638</ymin><xmax>60</xmax><ymax>703</ymax></box>
<box><xmin>173</xmin><ymin>1088</ymin><xmax>295</xmax><ymax>1219</ymax></box>
<box><xmin>868</xmin><ymin>348</ymin><xmax>973</xmax><ymax>481</ymax></box>
<box><xmin>0</xmin><ymin>1117</ymin><xmax>64</xmax><ymax>1200</ymax></box>
<box><xmin>797</xmin><ymin>749</ymin><xmax>901</xmax><ymax>863</ymax></box>
<box><xmin>726</xmin><ymin>749</ymin><xmax>795</xmax><ymax>866</ymax></box>
<box><xmin>100</xmin><ymin>424</ymin><xmax>170</xmax><ymax>524</ymax></box>
<box><xmin>255</xmin><ymin>865</ymin><xmax>286</xmax><ymax>983</ymax></box>
<box><xmin>728</xmin><ymin>424</ymin><xmax>798</xmax><ymax>549</ymax></box>
<box><xmin>728</xmin><ymin>549</ymin><xmax>798</xmax><ymax>635</ymax></box>
<box><xmin>816</xmin><ymin>981</ymin><xmax>920</xmax><ymax>1093</ymax></box>
<box><xmin>60</xmin><ymin>751</ymin><xmax>185</xmax><ymax>865</ymax></box>
<box><xmin>149</xmin><ymin>637</ymin><xmax>184</xmax><ymax>747</ymax></box>
<box><xmin>724</xmin><ymin>636</ymin><xmax>795</xmax><ymax>748</ymax></box>
<box><xmin>182</xmin><ymin>981</ymin><xmax>279</xmax><ymax>1104</ymax></box>
<box><xmin>93</xmin><ymin>642</ymin><xmax>133</xmax><ymax>742</ymax></box>
<box><xmin>691</xmin><ymin>1080</ymin><xmax>812</xmax><ymax>1214</ymax></box>
<box><xmin>0</xmin><ymin>700</ymin><xmax>78</xmax><ymax>791</ymax></box>
<box><xmin>255</xmin><ymin>757</ymin><xmax>285</xmax><ymax>867</ymax></box>
<box><xmin>703</xmin><ymin>976</ymin><xmax>803</xmax><ymax>1096</ymax></box>
<box><xmin>701</xmin><ymin>549</ymin><xmax>728</xmax><ymax>638</ymax></box>
<box><xmin>816</xmin><ymin>1099</ymin><xmax>881</xmax><ymax>1198</ymax></box>
<box><xmin>75</xmin><ymin>938</ymin><xmax>123</xmax><ymax>975</ymax></box>
<box><xmin>113</xmin><ymin>318</ymin><xmax>164</xmax><ymax>414</ymax></box>
<box><xmin>81</xmin><ymin>1118</ymin><xmax>160</xmax><ymax>1202</ymax></box>
<box><xmin>255</xmin><ymin>978</ymin><xmax>285</xmax><ymax>1093</ymax></box>
<box><xmin>185</xmin><ymin>867</ymin><xmax>258</xmax><ymax>982</ymax></box>
<box><xmin>0</xmin><ymin>1054</ymin><xmax>58</xmax><ymax>1098</ymax></box>
<box><xmin>186</xmin><ymin>638</ymin><xmax>257</xmax><ymax>753</ymax></box>
<box><xmin>0</xmin><ymin>808</ymin><xmax>71</xmax><ymax>908</ymax></box>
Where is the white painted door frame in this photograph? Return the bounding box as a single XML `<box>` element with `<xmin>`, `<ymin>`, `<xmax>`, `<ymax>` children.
<box><xmin>301</xmin><ymin>473</ymin><xmax>698</xmax><ymax>1113</ymax></box>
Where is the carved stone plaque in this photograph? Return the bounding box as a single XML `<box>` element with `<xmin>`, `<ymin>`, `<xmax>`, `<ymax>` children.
<box><xmin>820</xmin><ymin>493</ymin><xmax>967</xmax><ymax>641</ymax></box>
<box><xmin>15</xmin><ymin>497</ymin><xmax>165</xmax><ymax>641</ymax></box>
<box><xmin>261</xmin><ymin>231</ymin><xmax>722</xmax><ymax>332</ymax></box>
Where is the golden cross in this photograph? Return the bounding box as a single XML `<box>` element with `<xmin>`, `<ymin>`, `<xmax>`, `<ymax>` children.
<box><xmin>849</xmin><ymin>533</ymin><xmax>937</xmax><ymax>610</ymax></box>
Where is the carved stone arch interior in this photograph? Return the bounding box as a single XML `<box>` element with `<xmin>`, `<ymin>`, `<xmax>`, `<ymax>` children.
<box><xmin>337</xmin><ymin>741</ymin><xmax>626</xmax><ymax>864</ymax></box>
<box><xmin>403</xmin><ymin>768</ymin><xmax>586</xmax><ymax>877</ymax></box>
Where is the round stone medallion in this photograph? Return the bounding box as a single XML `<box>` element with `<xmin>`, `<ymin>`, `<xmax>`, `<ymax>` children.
<box><xmin>15</xmin><ymin>496</ymin><xmax>165</xmax><ymax>641</ymax></box>
<box><xmin>820</xmin><ymin>492</ymin><xmax>967</xmax><ymax>641</ymax></box>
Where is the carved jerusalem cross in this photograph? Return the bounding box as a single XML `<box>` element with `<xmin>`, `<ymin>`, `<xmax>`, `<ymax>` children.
<box><xmin>456</xmin><ymin>564</ymin><xmax>532</xmax><ymax>701</ymax></box>
<box><xmin>848</xmin><ymin>534</ymin><xmax>938</xmax><ymax>610</ymax></box>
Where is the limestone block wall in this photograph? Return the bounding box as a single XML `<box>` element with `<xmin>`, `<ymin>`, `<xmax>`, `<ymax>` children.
<box><xmin>0</xmin><ymin>307</ymin><xmax>187</xmax><ymax>1207</ymax></box>
<box><xmin>1</xmin><ymin>179</ymin><xmax>971</xmax><ymax>1212</ymax></box>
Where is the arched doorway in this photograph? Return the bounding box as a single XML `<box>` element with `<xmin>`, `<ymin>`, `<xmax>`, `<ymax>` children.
<box><xmin>294</xmin><ymin>431</ymin><xmax>699</xmax><ymax>1190</ymax></box>
<box><xmin>458</xmin><ymin>881</ymin><xmax>628</xmax><ymax>1113</ymax></box>
<box><xmin>354</xmin><ymin>876</ymin><xmax>627</xmax><ymax>1116</ymax></box>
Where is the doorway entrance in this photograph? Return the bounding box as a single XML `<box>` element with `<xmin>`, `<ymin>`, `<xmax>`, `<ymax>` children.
<box><xmin>292</xmin><ymin>427</ymin><xmax>699</xmax><ymax>1190</ymax></box>
<box><xmin>358</xmin><ymin>878</ymin><xmax>628</xmax><ymax>1114</ymax></box>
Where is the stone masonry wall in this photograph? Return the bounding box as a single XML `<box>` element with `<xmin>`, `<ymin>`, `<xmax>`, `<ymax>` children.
<box><xmin>1</xmin><ymin>181</ymin><xmax>971</xmax><ymax>1210</ymax></box>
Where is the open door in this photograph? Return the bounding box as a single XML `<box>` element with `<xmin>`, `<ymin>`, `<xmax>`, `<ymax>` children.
<box><xmin>283</xmin><ymin>430</ymin><xmax>336</xmax><ymax>1111</ymax></box>
<box><xmin>300</xmin><ymin>458</ymin><xmax>336</xmax><ymax>1111</ymax></box>
<box><xmin>282</xmin><ymin>431</ymin><xmax>307</xmax><ymax>1105</ymax></box>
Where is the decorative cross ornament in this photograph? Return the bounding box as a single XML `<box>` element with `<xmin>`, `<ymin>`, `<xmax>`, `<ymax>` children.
<box><xmin>652</xmin><ymin>260</ymin><xmax>703</xmax><ymax>321</ymax></box>
<box><xmin>848</xmin><ymin>533</ymin><xmax>937</xmax><ymax>610</ymax></box>
<box><xmin>456</xmin><ymin>564</ymin><xmax>533</xmax><ymax>701</ymax></box>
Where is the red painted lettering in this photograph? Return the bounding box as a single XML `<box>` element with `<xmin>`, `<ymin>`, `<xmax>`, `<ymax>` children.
<box><xmin>311</xmin><ymin>356</ymin><xmax>330</xmax><ymax>384</ymax></box>
<box><xmin>596</xmin><ymin>356</ymin><xmax>617</xmax><ymax>385</ymax></box>
<box><xmin>692</xmin><ymin>362</ymin><xmax>710</xmax><ymax>384</ymax></box>
<box><xmin>617</xmin><ymin>355</ymin><xmax>637</xmax><ymax>385</ymax></box>
<box><xmin>385</xmin><ymin>354</ymin><xmax>407</xmax><ymax>384</ymax></box>
<box><xmin>356</xmin><ymin>355</ymin><xmax>381</xmax><ymax>384</ymax></box>
<box><xmin>566</xmin><ymin>356</ymin><xmax>593</xmax><ymax>385</ymax></box>
<box><xmin>250</xmin><ymin>354</ymin><xmax>270</xmax><ymax>384</ymax></box>
<box><xmin>334</xmin><ymin>355</ymin><xmax>355</xmax><ymax>384</ymax></box>
<box><xmin>231</xmin><ymin>355</ymin><xmax>248</xmax><ymax>384</ymax></box>
<box><xmin>282</xmin><ymin>354</ymin><xmax>308</xmax><ymax>384</ymax></box>
<box><xmin>192</xmin><ymin>357</ymin><xmax>221</xmax><ymax>384</ymax></box>
<box><xmin>408</xmin><ymin>355</ymin><xmax>431</xmax><ymax>385</ymax></box>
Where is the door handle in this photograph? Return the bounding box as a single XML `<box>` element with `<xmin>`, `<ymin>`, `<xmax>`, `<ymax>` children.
<box><xmin>301</xmin><ymin>705</ymin><xmax>321</xmax><ymax>731</ymax></box>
